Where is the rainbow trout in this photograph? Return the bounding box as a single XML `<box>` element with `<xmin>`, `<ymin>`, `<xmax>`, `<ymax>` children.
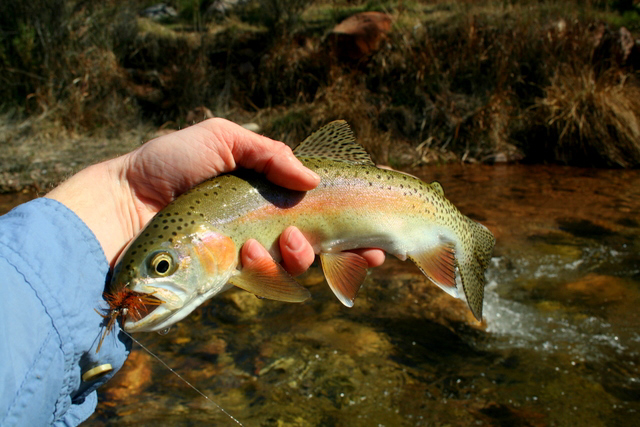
<box><xmin>107</xmin><ymin>121</ymin><xmax>495</xmax><ymax>333</ymax></box>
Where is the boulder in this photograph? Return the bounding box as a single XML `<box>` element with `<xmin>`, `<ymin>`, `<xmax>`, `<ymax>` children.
<box><xmin>328</xmin><ymin>12</ymin><xmax>392</xmax><ymax>62</ymax></box>
<box><xmin>185</xmin><ymin>106</ymin><xmax>214</xmax><ymax>124</ymax></box>
<box><xmin>140</xmin><ymin>3</ymin><xmax>178</xmax><ymax>21</ymax></box>
<box><xmin>592</xmin><ymin>23</ymin><xmax>640</xmax><ymax>70</ymax></box>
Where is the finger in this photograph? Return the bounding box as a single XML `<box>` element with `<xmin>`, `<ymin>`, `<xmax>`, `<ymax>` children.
<box><xmin>241</xmin><ymin>239</ymin><xmax>272</xmax><ymax>265</ymax></box>
<box><xmin>279</xmin><ymin>226</ymin><xmax>316</xmax><ymax>277</ymax></box>
<box><xmin>349</xmin><ymin>248</ymin><xmax>386</xmax><ymax>268</ymax></box>
<box><xmin>209</xmin><ymin>119</ymin><xmax>320</xmax><ymax>191</ymax></box>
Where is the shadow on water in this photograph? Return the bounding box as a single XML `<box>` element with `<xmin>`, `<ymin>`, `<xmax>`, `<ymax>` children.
<box><xmin>3</xmin><ymin>164</ymin><xmax>638</xmax><ymax>426</ymax></box>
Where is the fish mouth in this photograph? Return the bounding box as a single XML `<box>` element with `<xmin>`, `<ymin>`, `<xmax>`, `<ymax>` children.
<box><xmin>124</xmin><ymin>304</ymin><xmax>176</xmax><ymax>332</ymax></box>
<box><xmin>126</xmin><ymin>291</ymin><xmax>164</xmax><ymax>320</ymax></box>
<box><xmin>121</xmin><ymin>281</ymin><xmax>193</xmax><ymax>332</ymax></box>
<box><xmin>122</xmin><ymin>290</ymin><xmax>179</xmax><ymax>333</ymax></box>
<box><xmin>123</xmin><ymin>279</ymin><xmax>224</xmax><ymax>332</ymax></box>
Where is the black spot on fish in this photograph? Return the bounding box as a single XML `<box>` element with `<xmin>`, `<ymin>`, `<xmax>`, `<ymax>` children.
<box><xmin>204</xmin><ymin>193</ymin><xmax>209</xmax><ymax>196</ymax></box>
<box><xmin>163</xmin><ymin>226</ymin><xmax>169</xmax><ymax>230</ymax></box>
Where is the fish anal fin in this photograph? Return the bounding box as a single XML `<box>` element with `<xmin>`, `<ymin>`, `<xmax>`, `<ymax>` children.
<box><xmin>229</xmin><ymin>257</ymin><xmax>310</xmax><ymax>303</ymax></box>
<box><xmin>409</xmin><ymin>242</ymin><xmax>457</xmax><ymax>296</ymax></box>
<box><xmin>293</xmin><ymin>121</ymin><xmax>375</xmax><ymax>166</ymax></box>
<box><xmin>320</xmin><ymin>252</ymin><xmax>369</xmax><ymax>307</ymax></box>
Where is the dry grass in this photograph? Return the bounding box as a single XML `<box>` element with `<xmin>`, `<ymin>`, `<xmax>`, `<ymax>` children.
<box><xmin>538</xmin><ymin>67</ymin><xmax>640</xmax><ymax>167</ymax></box>
<box><xmin>1</xmin><ymin>0</ymin><xmax>640</xmax><ymax>184</ymax></box>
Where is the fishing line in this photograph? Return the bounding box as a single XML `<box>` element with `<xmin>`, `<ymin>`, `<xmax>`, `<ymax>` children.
<box><xmin>122</xmin><ymin>331</ymin><xmax>244</xmax><ymax>426</ymax></box>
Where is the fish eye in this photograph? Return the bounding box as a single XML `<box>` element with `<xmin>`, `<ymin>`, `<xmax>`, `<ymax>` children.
<box><xmin>150</xmin><ymin>252</ymin><xmax>175</xmax><ymax>277</ymax></box>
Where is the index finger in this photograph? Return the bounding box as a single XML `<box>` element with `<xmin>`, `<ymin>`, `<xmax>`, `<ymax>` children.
<box><xmin>206</xmin><ymin>119</ymin><xmax>320</xmax><ymax>191</ymax></box>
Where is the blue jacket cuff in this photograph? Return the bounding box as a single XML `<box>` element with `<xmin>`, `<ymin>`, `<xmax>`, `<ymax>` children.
<box><xmin>0</xmin><ymin>198</ymin><xmax>130</xmax><ymax>426</ymax></box>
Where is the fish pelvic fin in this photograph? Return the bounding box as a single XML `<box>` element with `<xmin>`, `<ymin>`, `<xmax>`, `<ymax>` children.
<box><xmin>229</xmin><ymin>256</ymin><xmax>311</xmax><ymax>303</ymax></box>
<box><xmin>459</xmin><ymin>219</ymin><xmax>496</xmax><ymax>320</ymax></box>
<box><xmin>408</xmin><ymin>240</ymin><xmax>458</xmax><ymax>297</ymax></box>
<box><xmin>293</xmin><ymin>120</ymin><xmax>375</xmax><ymax>166</ymax></box>
<box><xmin>320</xmin><ymin>252</ymin><xmax>369</xmax><ymax>307</ymax></box>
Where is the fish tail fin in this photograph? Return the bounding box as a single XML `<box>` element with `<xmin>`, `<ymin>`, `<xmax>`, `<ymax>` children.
<box><xmin>459</xmin><ymin>219</ymin><xmax>495</xmax><ymax>320</ymax></box>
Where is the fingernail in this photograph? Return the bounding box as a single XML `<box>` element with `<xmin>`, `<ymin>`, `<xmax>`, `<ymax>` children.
<box><xmin>285</xmin><ymin>228</ymin><xmax>305</xmax><ymax>253</ymax></box>
<box><xmin>303</xmin><ymin>168</ymin><xmax>320</xmax><ymax>183</ymax></box>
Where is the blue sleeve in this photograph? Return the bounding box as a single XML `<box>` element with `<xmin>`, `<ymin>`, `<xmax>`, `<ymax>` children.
<box><xmin>0</xmin><ymin>198</ymin><xmax>131</xmax><ymax>426</ymax></box>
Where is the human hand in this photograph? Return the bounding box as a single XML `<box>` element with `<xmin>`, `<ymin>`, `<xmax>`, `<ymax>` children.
<box><xmin>47</xmin><ymin>118</ymin><xmax>384</xmax><ymax>275</ymax></box>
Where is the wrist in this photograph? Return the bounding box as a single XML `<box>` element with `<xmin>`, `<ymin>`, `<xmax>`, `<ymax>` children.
<box><xmin>47</xmin><ymin>156</ymin><xmax>136</xmax><ymax>266</ymax></box>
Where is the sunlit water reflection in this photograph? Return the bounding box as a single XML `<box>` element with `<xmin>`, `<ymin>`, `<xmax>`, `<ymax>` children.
<box><xmin>3</xmin><ymin>164</ymin><xmax>638</xmax><ymax>426</ymax></box>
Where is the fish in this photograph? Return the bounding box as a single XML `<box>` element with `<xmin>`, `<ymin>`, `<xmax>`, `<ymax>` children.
<box><xmin>106</xmin><ymin>120</ymin><xmax>495</xmax><ymax>334</ymax></box>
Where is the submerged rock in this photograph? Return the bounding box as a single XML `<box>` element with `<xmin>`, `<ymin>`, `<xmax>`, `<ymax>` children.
<box><xmin>102</xmin><ymin>350</ymin><xmax>153</xmax><ymax>402</ymax></box>
<box><xmin>561</xmin><ymin>273</ymin><xmax>631</xmax><ymax>305</ymax></box>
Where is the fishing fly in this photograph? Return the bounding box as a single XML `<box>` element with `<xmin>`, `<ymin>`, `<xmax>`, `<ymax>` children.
<box><xmin>96</xmin><ymin>290</ymin><xmax>162</xmax><ymax>352</ymax></box>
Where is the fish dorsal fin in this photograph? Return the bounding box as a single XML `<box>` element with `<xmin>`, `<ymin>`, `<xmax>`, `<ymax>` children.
<box><xmin>430</xmin><ymin>181</ymin><xmax>445</xmax><ymax>196</ymax></box>
<box><xmin>319</xmin><ymin>252</ymin><xmax>369</xmax><ymax>307</ymax></box>
<box><xmin>293</xmin><ymin>120</ymin><xmax>375</xmax><ymax>166</ymax></box>
<box><xmin>229</xmin><ymin>256</ymin><xmax>310</xmax><ymax>303</ymax></box>
<box><xmin>408</xmin><ymin>240</ymin><xmax>458</xmax><ymax>298</ymax></box>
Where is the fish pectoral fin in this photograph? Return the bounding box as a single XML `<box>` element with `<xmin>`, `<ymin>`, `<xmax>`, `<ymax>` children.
<box><xmin>229</xmin><ymin>257</ymin><xmax>311</xmax><ymax>303</ymax></box>
<box><xmin>320</xmin><ymin>252</ymin><xmax>369</xmax><ymax>308</ymax></box>
<box><xmin>409</xmin><ymin>241</ymin><xmax>458</xmax><ymax>297</ymax></box>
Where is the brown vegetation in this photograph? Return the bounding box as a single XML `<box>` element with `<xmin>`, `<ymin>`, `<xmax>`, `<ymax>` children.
<box><xmin>1</xmin><ymin>0</ymin><xmax>640</xmax><ymax>190</ymax></box>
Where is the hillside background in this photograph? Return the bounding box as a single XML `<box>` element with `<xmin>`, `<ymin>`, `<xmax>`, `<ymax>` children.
<box><xmin>1</xmin><ymin>0</ymin><xmax>639</xmax><ymax>192</ymax></box>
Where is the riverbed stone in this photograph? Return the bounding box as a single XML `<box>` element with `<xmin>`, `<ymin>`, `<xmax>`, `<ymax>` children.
<box><xmin>561</xmin><ymin>273</ymin><xmax>630</xmax><ymax>305</ymax></box>
<box><xmin>102</xmin><ymin>350</ymin><xmax>153</xmax><ymax>402</ymax></box>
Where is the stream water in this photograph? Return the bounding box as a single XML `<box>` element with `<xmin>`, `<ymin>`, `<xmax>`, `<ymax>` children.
<box><xmin>4</xmin><ymin>164</ymin><xmax>638</xmax><ymax>426</ymax></box>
